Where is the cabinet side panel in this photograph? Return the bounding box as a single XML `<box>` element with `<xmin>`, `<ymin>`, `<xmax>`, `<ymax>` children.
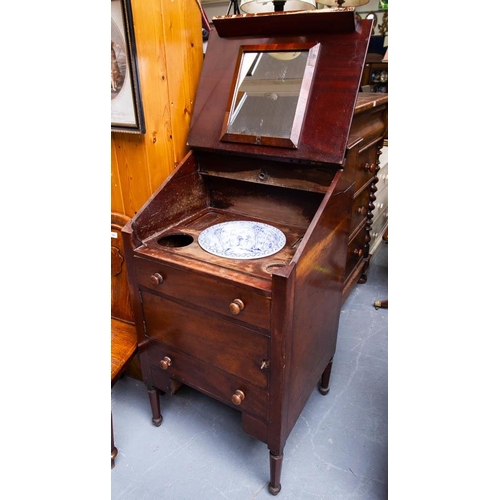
<box><xmin>285</xmin><ymin>174</ymin><xmax>352</xmax><ymax>435</ymax></box>
<box><xmin>132</xmin><ymin>152</ymin><xmax>209</xmax><ymax>241</ymax></box>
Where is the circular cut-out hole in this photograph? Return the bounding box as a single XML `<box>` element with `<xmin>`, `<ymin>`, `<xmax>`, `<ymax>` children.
<box><xmin>157</xmin><ymin>233</ymin><xmax>194</xmax><ymax>248</ymax></box>
<box><xmin>265</xmin><ymin>262</ymin><xmax>286</xmax><ymax>273</ymax></box>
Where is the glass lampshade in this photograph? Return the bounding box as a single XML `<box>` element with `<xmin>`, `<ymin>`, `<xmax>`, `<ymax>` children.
<box><xmin>240</xmin><ymin>0</ymin><xmax>317</xmax><ymax>14</ymax></box>
<box><xmin>316</xmin><ymin>0</ymin><xmax>370</xmax><ymax>6</ymax></box>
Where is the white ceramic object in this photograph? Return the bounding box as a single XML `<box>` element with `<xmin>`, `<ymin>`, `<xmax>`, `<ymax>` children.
<box><xmin>198</xmin><ymin>221</ymin><xmax>286</xmax><ymax>260</ymax></box>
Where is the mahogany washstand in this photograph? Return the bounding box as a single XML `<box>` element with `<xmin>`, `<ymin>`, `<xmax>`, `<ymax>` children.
<box><xmin>123</xmin><ymin>8</ymin><xmax>387</xmax><ymax>495</ymax></box>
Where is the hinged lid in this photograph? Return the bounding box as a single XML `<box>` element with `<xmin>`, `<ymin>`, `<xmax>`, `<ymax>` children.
<box><xmin>187</xmin><ymin>8</ymin><xmax>373</xmax><ymax>166</ymax></box>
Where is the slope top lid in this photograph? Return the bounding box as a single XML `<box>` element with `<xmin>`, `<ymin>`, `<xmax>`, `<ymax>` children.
<box><xmin>187</xmin><ymin>9</ymin><xmax>373</xmax><ymax>165</ymax></box>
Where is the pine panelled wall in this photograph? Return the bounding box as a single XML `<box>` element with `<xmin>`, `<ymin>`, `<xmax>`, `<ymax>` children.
<box><xmin>111</xmin><ymin>0</ymin><xmax>204</xmax><ymax>218</ymax></box>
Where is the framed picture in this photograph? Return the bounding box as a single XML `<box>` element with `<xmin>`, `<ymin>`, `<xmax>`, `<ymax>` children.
<box><xmin>111</xmin><ymin>0</ymin><xmax>145</xmax><ymax>134</ymax></box>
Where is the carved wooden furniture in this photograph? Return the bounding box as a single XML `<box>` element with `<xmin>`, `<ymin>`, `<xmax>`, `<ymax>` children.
<box><xmin>111</xmin><ymin>212</ymin><xmax>138</xmax><ymax>468</ymax></box>
<box><xmin>122</xmin><ymin>8</ymin><xmax>387</xmax><ymax>494</ymax></box>
<box><xmin>342</xmin><ymin>93</ymin><xmax>388</xmax><ymax>297</ymax></box>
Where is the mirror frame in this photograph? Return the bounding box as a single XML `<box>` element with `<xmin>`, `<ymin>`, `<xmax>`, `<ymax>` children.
<box><xmin>220</xmin><ymin>42</ymin><xmax>320</xmax><ymax>149</ymax></box>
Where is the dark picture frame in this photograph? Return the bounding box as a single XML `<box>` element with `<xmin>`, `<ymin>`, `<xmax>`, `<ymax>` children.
<box><xmin>111</xmin><ymin>0</ymin><xmax>145</xmax><ymax>134</ymax></box>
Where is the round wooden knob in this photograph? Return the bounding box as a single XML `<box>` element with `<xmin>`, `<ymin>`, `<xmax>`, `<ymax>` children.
<box><xmin>150</xmin><ymin>272</ymin><xmax>164</xmax><ymax>285</ymax></box>
<box><xmin>353</xmin><ymin>248</ymin><xmax>363</xmax><ymax>258</ymax></box>
<box><xmin>229</xmin><ymin>299</ymin><xmax>245</xmax><ymax>315</ymax></box>
<box><xmin>231</xmin><ymin>389</ymin><xmax>245</xmax><ymax>405</ymax></box>
<box><xmin>160</xmin><ymin>356</ymin><xmax>172</xmax><ymax>370</ymax></box>
<box><xmin>364</xmin><ymin>162</ymin><xmax>376</xmax><ymax>173</ymax></box>
<box><xmin>357</xmin><ymin>206</ymin><xmax>366</xmax><ymax>215</ymax></box>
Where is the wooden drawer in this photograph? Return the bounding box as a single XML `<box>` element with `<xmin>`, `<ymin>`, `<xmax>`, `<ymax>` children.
<box><xmin>345</xmin><ymin>225</ymin><xmax>367</xmax><ymax>281</ymax></box>
<box><xmin>148</xmin><ymin>340</ymin><xmax>269</xmax><ymax>420</ymax></box>
<box><xmin>354</xmin><ymin>146</ymin><xmax>378</xmax><ymax>194</ymax></box>
<box><xmin>377</xmin><ymin>159</ymin><xmax>388</xmax><ymax>190</ymax></box>
<box><xmin>134</xmin><ymin>256</ymin><xmax>271</xmax><ymax>330</ymax></box>
<box><xmin>350</xmin><ymin>184</ymin><xmax>371</xmax><ymax>234</ymax></box>
<box><xmin>371</xmin><ymin>183</ymin><xmax>387</xmax><ymax>222</ymax></box>
<box><xmin>378</xmin><ymin>145</ymin><xmax>388</xmax><ymax>172</ymax></box>
<box><xmin>141</xmin><ymin>291</ymin><xmax>270</xmax><ymax>388</ymax></box>
<box><xmin>370</xmin><ymin>209</ymin><xmax>388</xmax><ymax>242</ymax></box>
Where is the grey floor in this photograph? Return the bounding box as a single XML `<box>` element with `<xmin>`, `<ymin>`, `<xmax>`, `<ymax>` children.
<box><xmin>111</xmin><ymin>242</ymin><xmax>388</xmax><ymax>500</ymax></box>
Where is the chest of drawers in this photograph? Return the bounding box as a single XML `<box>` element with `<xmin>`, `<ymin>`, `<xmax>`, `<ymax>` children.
<box><xmin>123</xmin><ymin>9</ymin><xmax>387</xmax><ymax>495</ymax></box>
<box><xmin>342</xmin><ymin>98</ymin><xmax>388</xmax><ymax>297</ymax></box>
<box><xmin>137</xmin><ymin>257</ymin><xmax>271</xmax><ymax>421</ymax></box>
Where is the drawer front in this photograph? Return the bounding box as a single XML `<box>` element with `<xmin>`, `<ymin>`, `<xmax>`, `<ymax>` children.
<box><xmin>141</xmin><ymin>291</ymin><xmax>269</xmax><ymax>388</ymax></box>
<box><xmin>134</xmin><ymin>257</ymin><xmax>271</xmax><ymax>330</ymax></box>
<box><xmin>377</xmin><ymin>159</ymin><xmax>388</xmax><ymax>191</ymax></box>
<box><xmin>378</xmin><ymin>145</ymin><xmax>388</xmax><ymax>171</ymax></box>
<box><xmin>345</xmin><ymin>226</ymin><xmax>368</xmax><ymax>280</ymax></box>
<box><xmin>148</xmin><ymin>340</ymin><xmax>269</xmax><ymax>420</ymax></box>
<box><xmin>350</xmin><ymin>184</ymin><xmax>371</xmax><ymax>233</ymax></box>
<box><xmin>370</xmin><ymin>209</ymin><xmax>388</xmax><ymax>241</ymax></box>
<box><xmin>354</xmin><ymin>146</ymin><xmax>378</xmax><ymax>194</ymax></box>
<box><xmin>371</xmin><ymin>183</ymin><xmax>388</xmax><ymax>221</ymax></box>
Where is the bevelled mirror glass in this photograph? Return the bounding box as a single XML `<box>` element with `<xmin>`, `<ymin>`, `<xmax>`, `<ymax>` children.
<box><xmin>221</xmin><ymin>44</ymin><xmax>319</xmax><ymax>148</ymax></box>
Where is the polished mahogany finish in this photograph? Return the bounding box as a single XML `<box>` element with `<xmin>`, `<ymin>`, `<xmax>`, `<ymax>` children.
<box><xmin>189</xmin><ymin>9</ymin><xmax>373</xmax><ymax>165</ymax></box>
<box><xmin>342</xmin><ymin>92</ymin><xmax>388</xmax><ymax>295</ymax></box>
<box><xmin>123</xmin><ymin>9</ymin><xmax>387</xmax><ymax>494</ymax></box>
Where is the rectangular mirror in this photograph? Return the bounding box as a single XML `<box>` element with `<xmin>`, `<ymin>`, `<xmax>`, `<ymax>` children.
<box><xmin>221</xmin><ymin>44</ymin><xmax>320</xmax><ymax>149</ymax></box>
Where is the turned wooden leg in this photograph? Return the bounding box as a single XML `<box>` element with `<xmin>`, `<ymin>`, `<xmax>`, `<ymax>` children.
<box><xmin>111</xmin><ymin>412</ymin><xmax>118</xmax><ymax>469</ymax></box>
<box><xmin>319</xmin><ymin>358</ymin><xmax>333</xmax><ymax>395</ymax></box>
<box><xmin>148</xmin><ymin>388</ymin><xmax>163</xmax><ymax>426</ymax></box>
<box><xmin>268</xmin><ymin>450</ymin><xmax>283</xmax><ymax>495</ymax></box>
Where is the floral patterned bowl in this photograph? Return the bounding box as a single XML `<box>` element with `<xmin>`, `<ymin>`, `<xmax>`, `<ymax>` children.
<box><xmin>198</xmin><ymin>221</ymin><xmax>286</xmax><ymax>260</ymax></box>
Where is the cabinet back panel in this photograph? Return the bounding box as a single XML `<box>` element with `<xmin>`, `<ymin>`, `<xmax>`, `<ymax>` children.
<box><xmin>205</xmin><ymin>176</ymin><xmax>324</xmax><ymax>229</ymax></box>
